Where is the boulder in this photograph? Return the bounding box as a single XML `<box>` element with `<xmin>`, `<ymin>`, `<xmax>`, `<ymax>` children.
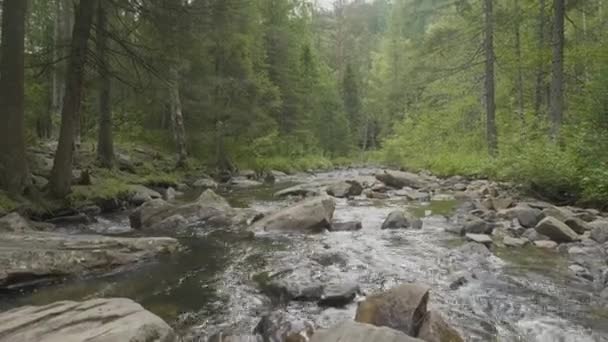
<box><xmin>498</xmin><ymin>205</ymin><xmax>543</xmax><ymax>228</ymax></box>
<box><xmin>318</xmin><ymin>282</ymin><xmax>360</xmax><ymax>307</ymax></box>
<box><xmin>252</xmin><ymin>197</ymin><xmax>335</xmax><ymax>233</ymax></box>
<box><xmin>534</xmin><ymin>240</ymin><xmax>558</xmax><ymax>249</ymax></box>
<box><xmin>376</xmin><ymin>170</ymin><xmax>430</xmax><ymax>189</ymax></box>
<box><xmin>463</xmin><ymin>218</ymin><xmax>492</xmax><ymax>235</ymax></box>
<box><xmin>129</xmin><ymin>185</ymin><xmax>162</xmax><ymax>206</ymax></box>
<box><xmin>417</xmin><ymin>310</ymin><xmax>464</xmax><ymax>342</ymax></box>
<box><xmin>193</xmin><ymin>177</ymin><xmax>218</xmax><ymax>189</ymax></box>
<box><xmin>239</xmin><ymin>169</ymin><xmax>257</xmax><ymax>179</ymax></box>
<box><xmin>355</xmin><ymin>283</ymin><xmax>430</xmax><ymax>336</ymax></box>
<box><xmin>569</xmin><ymin>264</ymin><xmax>594</xmax><ymax>281</ymax></box>
<box><xmin>381</xmin><ymin>211</ymin><xmax>423</xmax><ymax>230</ymax></box>
<box><xmin>542</xmin><ymin>206</ymin><xmax>574</xmax><ymax>222</ymax></box>
<box><xmin>129</xmin><ymin>199</ymin><xmax>174</xmax><ymax>230</ymax></box>
<box><xmin>465</xmin><ymin>234</ymin><xmax>493</xmax><ymax>246</ymax></box>
<box><xmin>522</xmin><ymin>228</ymin><xmax>548</xmax><ymax>242</ymax></box>
<box><xmin>0</xmin><ymin>298</ymin><xmax>178</xmax><ymax>342</ymax></box>
<box><xmin>503</xmin><ymin>236</ymin><xmax>528</xmax><ymax>248</ymax></box>
<box><xmin>0</xmin><ymin>232</ymin><xmax>178</xmax><ymax>289</ymax></box>
<box><xmin>564</xmin><ymin>217</ymin><xmax>591</xmax><ymax>234</ymax></box>
<box><xmin>590</xmin><ymin>220</ymin><xmax>608</xmax><ymax>244</ymax></box>
<box><xmin>326</xmin><ymin>180</ymin><xmax>363</xmax><ymax>198</ymax></box>
<box><xmin>491</xmin><ymin>197</ymin><xmax>514</xmax><ymax>211</ymax></box>
<box><xmin>254</xmin><ymin>311</ymin><xmax>314</xmax><ymax>342</ymax></box>
<box><xmin>162</xmin><ymin>187</ymin><xmax>177</xmax><ymax>201</ymax></box>
<box><xmin>535</xmin><ymin>217</ymin><xmax>579</xmax><ymax>243</ymax></box>
<box><xmin>310</xmin><ymin>321</ymin><xmax>424</xmax><ymax>342</ymax></box>
<box><xmin>0</xmin><ymin>213</ymin><xmax>33</xmax><ymax>233</ymax></box>
<box><xmin>330</xmin><ymin>221</ymin><xmax>363</xmax><ymax>232</ymax></box>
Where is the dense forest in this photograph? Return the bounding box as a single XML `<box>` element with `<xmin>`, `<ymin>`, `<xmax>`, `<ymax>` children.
<box><xmin>0</xmin><ymin>0</ymin><xmax>607</xmax><ymax>210</ymax></box>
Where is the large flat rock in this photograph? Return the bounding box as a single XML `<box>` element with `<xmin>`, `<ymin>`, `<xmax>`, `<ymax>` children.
<box><xmin>0</xmin><ymin>298</ymin><xmax>178</xmax><ymax>342</ymax></box>
<box><xmin>0</xmin><ymin>231</ymin><xmax>179</xmax><ymax>289</ymax></box>
<box><xmin>251</xmin><ymin>196</ymin><xmax>335</xmax><ymax>233</ymax></box>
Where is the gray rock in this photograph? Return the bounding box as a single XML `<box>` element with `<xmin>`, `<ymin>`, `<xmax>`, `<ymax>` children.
<box><xmin>231</xmin><ymin>177</ymin><xmax>263</xmax><ymax>188</ymax></box>
<box><xmin>376</xmin><ymin>170</ymin><xmax>430</xmax><ymax>189</ymax></box>
<box><xmin>330</xmin><ymin>221</ymin><xmax>362</xmax><ymax>232</ymax></box>
<box><xmin>365</xmin><ymin>190</ymin><xmax>390</xmax><ymax>199</ymax></box>
<box><xmin>564</xmin><ymin>217</ymin><xmax>591</xmax><ymax>234</ymax></box>
<box><xmin>193</xmin><ymin>177</ymin><xmax>218</xmax><ymax>189</ymax></box>
<box><xmin>163</xmin><ymin>187</ymin><xmax>177</xmax><ymax>201</ymax></box>
<box><xmin>590</xmin><ymin>220</ymin><xmax>608</xmax><ymax>244</ymax></box>
<box><xmin>252</xmin><ymin>197</ymin><xmax>335</xmax><ymax>233</ymax></box>
<box><xmin>355</xmin><ymin>283</ymin><xmax>430</xmax><ymax>336</ymax></box>
<box><xmin>0</xmin><ymin>213</ymin><xmax>33</xmax><ymax>233</ymax></box>
<box><xmin>46</xmin><ymin>213</ymin><xmax>94</xmax><ymax>226</ymax></box>
<box><xmin>327</xmin><ymin>180</ymin><xmax>363</xmax><ymax>198</ymax></box>
<box><xmin>465</xmin><ymin>233</ymin><xmax>493</xmax><ymax>246</ymax></box>
<box><xmin>254</xmin><ymin>311</ymin><xmax>314</xmax><ymax>342</ymax></box>
<box><xmin>129</xmin><ymin>185</ymin><xmax>162</xmax><ymax>206</ymax></box>
<box><xmin>522</xmin><ymin>228</ymin><xmax>549</xmax><ymax>241</ymax></box>
<box><xmin>569</xmin><ymin>264</ymin><xmax>594</xmax><ymax>281</ymax></box>
<box><xmin>535</xmin><ymin>217</ymin><xmax>579</xmax><ymax>243</ymax></box>
<box><xmin>417</xmin><ymin>310</ymin><xmax>464</xmax><ymax>342</ymax></box>
<box><xmin>396</xmin><ymin>189</ymin><xmax>430</xmax><ymax>202</ymax></box>
<box><xmin>498</xmin><ymin>205</ymin><xmax>543</xmax><ymax>228</ymax></box>
<box><xmin>318</xmin><ymin>283</ymin><xmax>360</xmax><ymax>307</ymax></box>
<box><xmin>542</xmin><ymin>206</ymin><xmax>574</xmax><ymax>222</ymax></box>
<box><xmin>208</xmin><ymin>334</ymin><xmax>262</xmax><ymax>342</ymax></box>
<box><xmin>491</xmin><ymin>197</ymin><xmax>514</xmax><ymax>211</ymax></box>
<box><xmin>239</xmin><ymin>169</ymin><xmax>257</xmax><ymax>179</ymax></box>
<box><xmin>310</xmin><ymin>321</ymin><xmax>424</xmax><ymax>342</ymax></box>
<box><xmin>0</xmin><ymin>232</ymin><xmax>178</xmax><ymax>289</ymax></box>
<box><xmin>456</xmin><ymin>242</ymin><xmax>492</xmax><ymax>257</ymax></box>
<box><xmin>0</xmin><ymin>298</ymin><xmax>178</xmax><ymax>342</ymax></box>
<box><xmin>274</xmin><ymin>185</ymin><xmax>321</xmax><ymax>198</ymax></box>
<box><xmin>534</xmin><ymin>240</ymin><xmax>558</xmax><ymax>249</ymax></box>
<box><xmin>453</xmin><ymin>183</ymin><xmax>467</xmax><ymax>191</ymax></box>
<box><xmin>463</xmin><ymin>218</ymin><xmax>493</xmax><ymax>234</ymax></box>
<box><xmin>503</xmin><ymin>236</ymin><xmax>528</xmax><ymax>248</ymax></box>
<box><xmin>382</xmin><ymin>211</ymin><xmax>422</xmax><ymax>230</ymax></box>
<box><xmin>601</xmin><ymin>288</ymin><xmax>608</xmax><ymax>300</ymax></box>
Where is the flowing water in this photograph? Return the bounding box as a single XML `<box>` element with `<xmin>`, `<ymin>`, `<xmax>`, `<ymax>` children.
<box><xmin>2</xmin><ymin>169</ymin><xmax>608</xmax><ymax>341</ymax></box>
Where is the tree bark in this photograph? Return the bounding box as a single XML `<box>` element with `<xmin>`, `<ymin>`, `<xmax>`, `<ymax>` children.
<box><xmin>49</xmin><ymin>0</ymin><xmax>98</xmax><ymax>198</ymax></box>
<box><xmin>51</xmin><ymin>0</ymin><xmax>73</xmax><ymax>138</ymax></box>
<box><xmin>514</xmin><ymin>0</ymin><xmax>525</xmax><ymax>124</ymax></box>
<box><xmin>484</xmin><ymin>0</ymin><xmax>498</xmax><ymax>156</ymax></box>
<box><xmin>169</xmin><ymin>65</ymin><xmax>188</xmax><ymax>168</ymax></box>
<box><xmin>96</xmin><ymin>1</ymin><xmax>114</xmax><ymax>168</ymax></box>
<box><xmin>0</xmin><ymin>0</ymin><xmax>29</xmax><ymax>195</ymax></box>
<box><xmin>534</xmin><ymin>0</ymin><xmax>547</xmax><ymax>116</ymax></box>
<box><xmin>549</xmin><ymin>0</ymin><xmax>565</xmax><ymax>141</ymax></box>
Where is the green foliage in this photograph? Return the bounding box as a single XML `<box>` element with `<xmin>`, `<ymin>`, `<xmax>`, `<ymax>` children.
<box><xmin>0</xmin><ymin>191</ymin><xmax>18</xmax><ymax>213</ymax></box>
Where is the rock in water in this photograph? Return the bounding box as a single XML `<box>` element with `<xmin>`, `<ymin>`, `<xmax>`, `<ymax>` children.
<box><xmin>0</xmin><ymin>298</ymin><xmax>178</xmax><ymax>342</ymax></box>
<box><xmin>310</xmin><ymin>321</ymin><xmax>424</xmax><ymax>342</ymax></box>
<box><xmin>534</xmin><ymin>240</ymin><xmax>558</xmax><ymax>249</ymax></box>
<box><xmin>535</xmin><ymin>217</ymin><xmax>579</xmax><ymax>243</ymax></box>
<box><xmin>0</xmin><ymin>213</ymin><xmax>33</xmax><ymax>233</ymax></box>
<box><xmin>129</xmin><ymin>185</ymin><xmax>162</xmax><ymax>206</ymax></box>
<box><xmin>498</xmin><ymin>205</ymin><xmax>542</xmax><ymax>228</ymax></box>
<box><xmin>589</xmin><ymin>220</ymin><xmax>608</xmax><ymax>244</ymax></box>
<box><xmin>564</xmin><ymin>217</ymin><xmax>591</xmax><ymax>234</ymax></box>
<box><xmin>376</xmin><ymin>170</ymin><xmax>429</xmax><ymax>189</ymax></box>
<box><xmin>465</xmin><ymin>234</ymin><xmax>493</xmax><ymax>246</ymax></box>
<box><xmin>254</xmin><ymin>311</ymin><xmax>314</xmax><ymax>342</ymax></box>
<box><xmin>330</xmin><ymin>221</ymin><xmax>363</xmax><ymax>232</ymax></box>
<box><xmin>252</xmin><ymin>197</ymin><xmax>335</xmax><ymax>233</ymax></box>
<box><xmin>355</xmin><ymin>283</ymin><xmax>430</xmax><ymax>336</ymax></box>
<box><xmin>417</xmin><ymin>310</ymin><xmax>464</xmax><ymax>342</ymax></box>
<box><xmin>326</xmin><ymin>180</ymin><xmax>363</xmax><ymax>198</ymax></box>
<box><xmin>463</xmin><ymin>218</ymin><xmax>492</xmax><ymax>234</ymax></box>
<box><xmin>381</xmin><ymin>211</ymin><xmax>423</xmax><ymax>230</ymax></box>
<box><xmin>503</xmin><ymin>236</ymin><xmax>528</xmax><ymax>248</ymax></box>
<box><xmin>318</xmin><ymin>282</ymin><xmax>360</xmax><ymax>307</ymax></box>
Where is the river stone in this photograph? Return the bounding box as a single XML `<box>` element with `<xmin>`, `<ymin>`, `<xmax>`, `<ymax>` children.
<box><xmin>534</xmin><ymin>240</ymin><xmax>558</xmax><ymax>249</ymax></box>
<box><xmin>310</xmin><ymin>321</ymin><xmax>424</xmax><ymax>342</ymax></box>
<box><xmin>252</xmin><ymin>196</ymin><xmax>335</xmax><ymax>233</ymax></box>
<box><xmin>208</xmin><ymin>334</ymin><xmax>262</xmax><ymax>342</ymax></box>
<box><xmin>326</xmin><ymin>180</ymin><xmax>363</xmax><ymax>198</ymax></box>
<box><xmin>231</xmin><ymin>177</ymin><xmax>263</xmax><ymax>188</ymax></box>
<box><xmin>0</xmin><ymin>232</ymin><xmax>179</xmax><ymax>289</ymax></box>
<box><xmin>522</xmin><ymin>228</ymin><xmax>548</xmax><ymax>242</ymax></box>
<box><xmin>498</xmin><ymin>205</ymin><xmax>543</xmax><ymax>228</ymax></box>
<box><xmin>535</xmin><ymin>217</ymin><xmax>579</xmax><ymax>243</ymax></box>
<box><xmin>46</xmin><ymin>213</ymin><xmax>94</xmax><ymax>226</ymax></box>
<box><xmin>355</xmin><ymin>283</ymin><xmax>430</xmax><ymax>336</ymax></box>
<box><xmin>318</xmin><ymin>283</ymin><xmax>360</xmax><ymax>307</ymax></box>
<box><xmin>491</xmin><ymin>197</ymin><xmax>514</xmax><ymax>211</ymax></box>
<box><xmin>162</xmin><ymin>187</ymin><xmax>177</xmax><ymax>201</ymax></box>
<box><xmin>542</xmin><ymin>206</ymin><xmax>574</xmax><ymax>222</ymax></box>
<box><xmin>564</xmin><ymin>217</ymin><xmax>591</xmax><ymax>234</ymax></box>
<box><xmin>254</xmin><ymin>311</ymin><xmax>314</xmax><ymax>342</ymax></box>
<box><xmin>503</xmin><ymin>236</ymin><xmax>528</xmax><ymax>248</ymax></box>
<box><xmin>274</xmin><ymin>184</ymin><xmax>321</xmax><ymax>198</ymax></box>
<box><xmin>129</xmin><ymin>185</ymin><xmax>162</xmax><ymax>206</ymax></box>
<box><xmin>417</xmin><ymin>310</ymin><xmax>464</xmax><ymax>342</ymax></box>
<box><xmin>463</xmin><ymin>218</ymin><xmax>492</xmax><ymax>235</ymax></box>
<box><xmin>381</xmin><ymin>211</ymin><xmax>423</xmax><ymax>230</ymax></box>
<box><xmin>0</xmin><ymin>298</ymin><xmax>178</xmax><ymax>342</ymax></box>
<box><xmin>396</xmin><ymin>189</ymin><xmax>430</xmax><ymax>202</ymax></box>
<box><xmin>365</xmin><ymin>190</ymin><xmax>390</xmax><ymax>199</ymax></box>
<box><xmin>193</xmin><ymin>177</ymin><xmax>218</xmax><ymax>189</ymax></box>
<box><xmin>569</xmin><ymin>264</ymin><xmax>594</xmax><ymax>281</ymax></box>
<box><xmin>330</xmin><ymin>221</ymin><xmax>362</xmax><ymax>232</ymax></box>
<box><xmin>0</xmin><ymin>213</ymin><xmax>33</xmax><ymax>233</ymax></box>
<box><xmin>465</xmin><ymin>234</ymin><xmax>493</xmax><ymax>246</ymax></box>
<box><xmin>590</xmin><ymin>220</ymin><xmax>608</xmax><ymax>244</ymax></box>
<box><xmin>376</xmin><ymin>170</ymin><xmax>430</xmax><ymax>189</ymax></box>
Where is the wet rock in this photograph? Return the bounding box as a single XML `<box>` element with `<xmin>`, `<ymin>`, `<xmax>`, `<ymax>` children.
<box><xmin>208</xmin><ymin>334</ymin><xmax>262</xmax><ymax>342</ymax></box>
<box><xmin>330</xmin><ymin>221</ymin><xmax>362</xmax><ymax>232</ymax></box>
<box><xmin>326</xmin><ymin>180</ymin><xmax>363</xmax><ymax>198</ymax></box>
<box><xmin>231</xmin><ymin>177</ymin><xmax>263</xmax><ymax>189</ymax></box>
<box><xmin>590</xmin><ymin>220</ymin><xmax>608</xmax><ymax>244</ymax></box>
<box><xmin>129</xmin><ymin>185</ymin><xmax>162</xmax><ymax>206</ymax></box>
<box><xmin>0</xmin><ymin>232</ymin><xmax>178</xmax><ymax>289</ymax></box>
<box><xmin>355</xmin><ymin>283</ymin><xmax>430</xmax><ymax>336</ymax></box>
<box><xmin>396</xmin><ymin>189</ymin><xmax>430</xmax><ymax>202</ymax></box>
<box><xmin>46</xmin><ymin>213</ymin><xmax>94</xmax><ymax>226</ymax></box>
<box><xmin>456</xmin><ymin>242</ymin><xmax>492</xmax><ymax>257</ymax></box>
<box><xmin>417</xmin><ymin>310</ymin><xmax>464</xmax><ymax>342</ymax></box>
<box><xmin>193</xmin><ymin>177</ymin><xmax>219</xmax><ymax>189</ymax></box>
<box><xmin>310</xmin><ymin>251</ymin><xmax>349</xmax><ymax>267</ymax></box>
<box><xmin>453</xmin><ymin>183</ymin><xmax>467</xmax><ymax>191</ymax></box>
<box><xmin>448</xmin><ymin>272</ymin><xmax>475</xmax><ymax>291</ymax></box>
<box><xmin>568</xmin><ymin>264</ymin><xmax>594</xmax><ymax>281</ymax></box>
<box><xmin>252</xmin><ymin>197</ymin><xmax>335</xmax><ymax>233</ymax></box>
<box><xmin>310</xmin><ymin>321</ymin><xmax>424</xmax><ymax>342</ymax></box>
<box><xmin>465</xmin><ymin>234</ymin><xmax>493</xmax><ymax>246</ymax></box>
<box><xmin>534</xmin><ymin>240</ymin><xmax>558</xmax><ymax>249</ymax></box>
<box><xmin>129</xmin><ymin>199</ymin><xmax>174</xmax><ymax>230</ymax></box>
<box><xmin>0</xmin><ymin>298</ymin><xmax>178</xmax><ymax>342</ymax></box>
<box><xmin>148</xmin><ymin>214</ymin><xmax>188</xmax><ymax>232</ymax></box>
<box><xmin>542</xmin><ymin>206</ymin><xmax>574</xmax><ymax>222</ymax></box>
<box><xmin>522</xmin><ymin>228</ymin><xmax>548</xmax><ymax>241</ymax></box>
<box><xmin>381</xmin><ymin>211</ymin><xmax>423</xmax><ymax>230</ymax></box>
<box><xmin>498</xmin><ymin>205</ymin><xmax>543</xmax><ymax>228</ymax></box>
<box><xmin>0</xmin><ymin>213</ymin><xmax>33</xmax><ymax>233</ymax></box>
<box><xmin>239</xmin><ymin>169</ymin><xmax>257</xmax><ymax>179</ymax></box>
<box><xmin>503</xmin><ymin>236</ymin><xmax>528</xmax><ymax>248</ymax></box>
<box><xmin>463</xmin><ymin>218</ymin><xmax>493</xmax><ymax>235</ymax></box>
<box><xmin>365</xmin><ymin>190</ymin><xmax>390</xmax><ymax>199</ymax></box>
<box><xmin>564</xmin><ymin>217</ymin><xmax>591</xmax><ymax>234</ymax></box>
<box><xmin>318</xmin><ymin>282</ymin><xmax>360</xmax><ymax>307</ymax></box>
<box><xmin>444</xmin><ymin>225</ymin><xmax>464</xmax><ymax>236</ymax></box>
<box><xmin>254</xmin><ymin>311</ymin><xmax>314</xmax><ymax>342</ymax></box>
<box><xmin>535</xmin><ymin>217</ymin><xmax>579</xmax><ymax>243</ymax></box>
<box><xmin>162</xmin><ymin>187</ymin><xmax>177</xmax><ymax>201</ymax></box>
<box><xmin>371</xmin><ymin>183</ymin><xmax>389</xmax><ymax>193</ymax></box>
<box><xmin>274</xmin><ymin>185</ymin><xmax>321</xmax><ymax>198</ymax></box>
<box><xmin>376</xmin><ymin>170</ymin><xmax>430</xmax><ymax>190</ymax></box>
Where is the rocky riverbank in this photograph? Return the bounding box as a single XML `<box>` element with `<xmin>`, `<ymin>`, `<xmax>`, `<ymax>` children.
<box><xmin>1</xmin><ymin>167</ymin><xmax>607</xmax><ymax>341</ymax></box>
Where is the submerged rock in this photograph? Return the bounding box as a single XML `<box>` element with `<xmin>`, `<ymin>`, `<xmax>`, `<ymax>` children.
<box><xmin>376</xmin><ymin>170</ymin><xmax>430</xmax><ymax>189</ymax></box>
<box><xmin>310</xmin><ymin>321</ymin><xmax>424</xmax><ymax>342</ymax></box>
<box><xmin>463</xmin><ymin>218</ymin><xmax>493</xmax><ymax>235</ymax></box>
<box><xmin>381</xmin><ymin>211</ymin><xmax>423</xmax><ymax>230</ymax></box>
<box><xmin>330</xmin><ymin>221</ymin><xmax>362</xmax><ymax>232</ymax></box>
<box><xmin>252</xmin><ymin>196</ymin><xmax>335</xmax><ymax>233</ymax></box>
<box><xmin>535</xmin><ymin>217</ymin><xmax>579</xmax><ymax>243</ymax></box>
<box><xmin>0</xmin><ymin>298</ymin><xmax>178</xmax><ymax>342</ymax></box>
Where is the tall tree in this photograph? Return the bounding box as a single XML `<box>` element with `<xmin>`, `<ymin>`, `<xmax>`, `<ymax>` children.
<box><xmin>96</xmin><ymin>1</ymin><xmax>114</xmax><ymax>168</ymax></box>
<box><xmin>534</xmin><ymin>0</ymin><xmax>548</xmax><ymax>116</ymax></box>
<box><xmin>549</xmin><ymin>0</ymin><xmax>565</xmax><ymax>140</ymax></box>
<box><xmin>0</xmin><ymin>0</ymin><xmax>29</xmax><ymax>195</ymax></box>
<box><xmin>513</xmin><ymin>0</ymin><xmax>525</xmax><ymax>123</ymax></box>
<box><xmin>169</xmin><ymin>65</ymin><xmax>188</xmax><ymax>168</ymax></box>
<box><xmin>49</xmin><ymin>0</ymin><xmax>98</xmax><ymax>197</ymax></box>
<box><xmin>342</xmin><ymin>63</ymin><xmax>362</xmax><ymax>147</ymax></box>
<box><xmin>484</xmin><ymin>0</ymin><xmax>497</xmax><ymax>155</ymax></box>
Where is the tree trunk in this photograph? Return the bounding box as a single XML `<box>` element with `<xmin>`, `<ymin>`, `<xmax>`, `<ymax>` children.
<box><xmin>514</xmin><ymin>0</ymin><xmax>525</xmax><ymax>124</ymax></box>
<box><xmin>534</xmin><ymin>0</ymin><xmax>547</xmax><ymax>116</ymax></box>
<box><xmin>484</xmin><ymin>0</ymin><xmax>498</xmax><ymax>156</ymax></box>
<box><xmin>169</xmin><ymin>65</ymin><xmax>188</xmax><ymax>168</ymax></box>
<box><xmin>0</xmin><ymin>0</ymin><xmax>29</xmax><ymax>195</ymax></box>
<box><xmin>549</xmin><ymin>0</ymin><xmax>565</xmax><ymax>141</ymax></box>
<box><xmin>49</xmin><ymin>0</ymin><xmax>98</xmax><ymax>198</ymax></box>
<box><xmin>96</xmin><ymin>1</ymin><xmax>114</xmax><ymax>168</ymax></box>
<box><xmin>51</xmin><ymin>0</ymin><xmax>73</xmax><ymax>138</ymax></box>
